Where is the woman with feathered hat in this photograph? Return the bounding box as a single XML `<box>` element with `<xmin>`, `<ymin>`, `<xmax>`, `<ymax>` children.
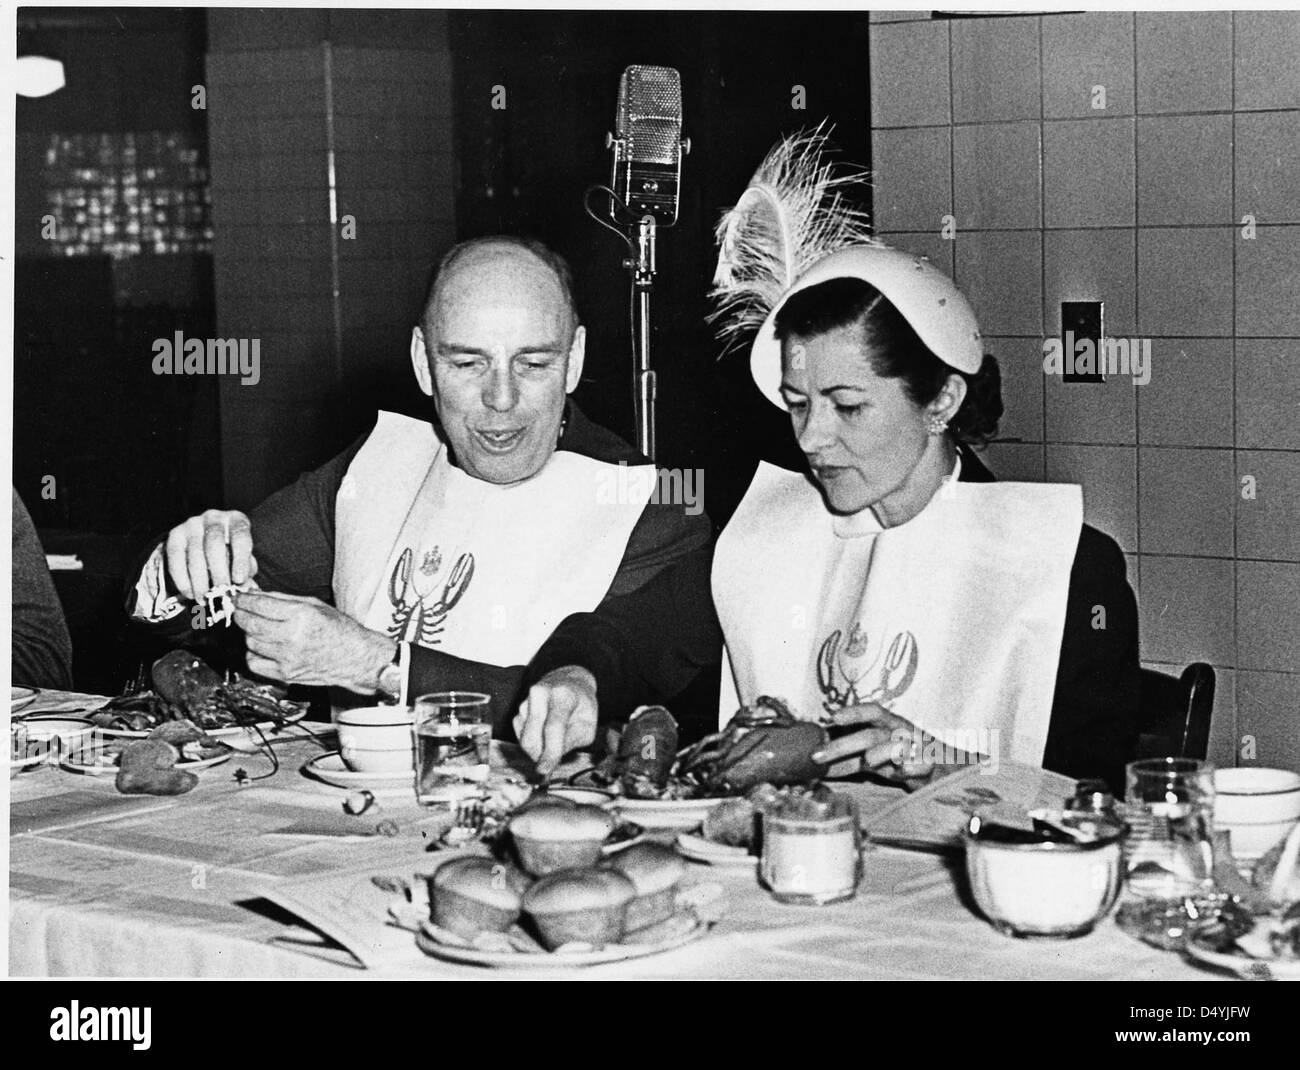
<box><xmin>707</xmin><ymin>130</ymin><xmax>1140</xmax><ymax>792</ymax></box>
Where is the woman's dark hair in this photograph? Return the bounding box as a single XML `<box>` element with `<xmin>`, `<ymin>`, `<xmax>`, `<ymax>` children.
<box><xmin>773</xmin><ymin>276</ymin><xmax>1002</xmax><ymax>446</ymax></box>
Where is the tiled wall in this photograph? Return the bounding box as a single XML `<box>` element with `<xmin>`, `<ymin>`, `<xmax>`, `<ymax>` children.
<box><xmin>869</xmin><ymin>11</ymin><xmax>1300</xmax><ymax>772</ymax></box>
<box><xmin>206</xmin><ymin>11</ymin><xmax>457</xmax><ymax>507</ymax></box>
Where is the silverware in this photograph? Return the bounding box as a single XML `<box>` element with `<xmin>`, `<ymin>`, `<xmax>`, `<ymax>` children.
<box><xmin>457</xmin><ymin>797</ymin><xmax>485</xmax><ymax>833</ymax></box>
<box><xmin>435</xmin><ymin>797</ymin><xmax>486</xmax><ymax>849</ymax></box>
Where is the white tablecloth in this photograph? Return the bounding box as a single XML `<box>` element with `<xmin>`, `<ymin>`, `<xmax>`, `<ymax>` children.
<box><xmin>9</xmin><ymin>692</ymin><xmax>1211</xmax><ymax>979</ymax></box>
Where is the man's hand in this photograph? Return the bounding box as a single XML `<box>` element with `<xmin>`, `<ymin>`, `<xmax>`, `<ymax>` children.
<box><xmin>513</xmin><ymin>665</ymin><xmax>598</xmax><ymax>776</ymax></box>
<box><xmin>812</xmin><ymin>702</ymin><xmax>938</xmax><ymax>788</ymax></box>
<box><xmin>165</xmin><ymin>509</ymin><xmax>258</xmax><ymax>601</ymax></box>
<box><xmin>234</xmin><ymin>590</ymin><xmax>395</xmax><ymax>694</ymax></box>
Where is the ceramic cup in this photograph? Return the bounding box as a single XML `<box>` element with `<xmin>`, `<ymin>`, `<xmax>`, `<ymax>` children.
<box><xmin>335</xmin><ymin>705</ymin><xmax>415</xmax><ymax>773</ymax></box>
<box><xmin>1213</xmin><ymin>767</ymin><xmax>1300</xmax><ymax>863</ymax></box>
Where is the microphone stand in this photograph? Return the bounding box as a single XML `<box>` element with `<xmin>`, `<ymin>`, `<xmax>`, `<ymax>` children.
<box><xmin>626</xmin><ymin>215</ymin><xmax>657</xmax><ymax>462</ymax></box>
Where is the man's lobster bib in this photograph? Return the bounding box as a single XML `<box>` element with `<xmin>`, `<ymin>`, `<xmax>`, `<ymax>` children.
<box><xmin>334</xmin><ymin>412</ymin><xmax>654</xmax><ymax>668</ymax></box>
<box><xmin>712</xmin><ymin>462</ymin><xmax>1082</xmax><ymax>769</ymax></box>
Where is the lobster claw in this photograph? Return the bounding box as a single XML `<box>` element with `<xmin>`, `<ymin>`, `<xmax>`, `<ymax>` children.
<box><xmin>711</xmin><ymin>722</ymin><xmax>830</xmax><ymax>793</ymax></box>
<box><xmin>817</xmin><ymin>631</ymin><xmax>841</xmax><ymax>697</ymax></box>
<box><xmin>874</xmin><ymin>631</ymin><xmax>919</xmax><ymax>707</ymax></box>
<box><xmin>389</xmin><ymin>548</ymin><xmax>413</xmax><ymax>608</ymax></box>
<box><xmin>438</xmin><ymin>553</ymin><xmax>475</xmax><ymax>612</ymax></box>
<box><xmin>617</xmin><ymin>705</ymin><xmax>679</xmax><ymax>787</ymax></box>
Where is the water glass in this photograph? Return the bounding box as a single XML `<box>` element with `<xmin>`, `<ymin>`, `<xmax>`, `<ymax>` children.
<box><xmin>413</xmin><ymin>692</ymin><xmax>491</xmax><ymax>806</ymax></box>
<box><xmin>1115</xmin><ymin>757</ymin><xmax>1220</xmax><ymax>947</ymax></box>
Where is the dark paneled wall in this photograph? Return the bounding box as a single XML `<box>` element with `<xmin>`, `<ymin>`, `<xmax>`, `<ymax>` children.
<box><xmin>206</xmin><ymin>10</ymin><xmax>457</xmax><ymax>510</ymax></box>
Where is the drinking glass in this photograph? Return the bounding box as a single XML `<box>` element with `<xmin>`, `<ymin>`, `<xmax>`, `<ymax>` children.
<box><xmin>759</xmin><ymin>795</ymin><xmax>862</xmax><ymax>905</ymax></box>
<box><xmin>1115</xmin><ymin>757</ymin><xmax>1221</xmax><ymax>948</ymax></box>
<box><xmin>413</xmin><ymin>692</ymin><xmax>491</xmax><ymax>806</ymax></box>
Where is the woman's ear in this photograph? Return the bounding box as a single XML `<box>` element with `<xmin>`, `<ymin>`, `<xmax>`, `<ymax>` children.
<box><xmin>928</xmin><ymin>372</ymin><xmax>967</xmax><ymax>424</ymax></box>
<box><xmin>410</xmin><ymin>326</ymin><xmax>434</xmax><ymax>397</ymax></box>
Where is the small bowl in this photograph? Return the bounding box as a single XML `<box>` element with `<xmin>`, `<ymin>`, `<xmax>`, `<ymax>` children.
<box><xmin>964</xmin><ymin>812</ymin><xmax>1127</xmax><ymax>938</ymax></box>
<box><xmin>335</xmin><ymin>705</ymin><xmax>414</xmax><ymax>773</ymax></box>
<box><xmin>15</xmin><ymin>716</ymin><xmax>96</xmax><ymax>744</ymax></box>
<box><xmin>11</xmin><ymin>717</ymin><xmax>96</xmax><ymax>764</ymax></box>
<box><xmin>1214</xmin><ymin>768</ymin><xmax>1300</xmax><ymax>862</ymax></box>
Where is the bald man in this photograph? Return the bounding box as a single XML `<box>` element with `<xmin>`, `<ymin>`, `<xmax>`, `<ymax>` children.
<box><xmin>129</xmin><ymin>237</ymin><xmax>718</xmax><ymax>772</ymax></box>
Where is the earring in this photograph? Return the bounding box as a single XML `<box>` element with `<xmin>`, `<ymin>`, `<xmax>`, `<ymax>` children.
<box><xmin>927</xmin><ymin>414</ymin><xmax>950</xmax><ymax>436</ymax></box>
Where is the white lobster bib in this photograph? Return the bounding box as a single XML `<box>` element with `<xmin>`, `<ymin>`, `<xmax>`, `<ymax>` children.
<box><xmin>712</xmin><ymin>462</ymin><xmax>1082</xmax><ymax>768</ymax></box>
<box><xmin>334</xmin><ymin>412</ymin><xmax>655</xmax><ymax>668</ymax></box>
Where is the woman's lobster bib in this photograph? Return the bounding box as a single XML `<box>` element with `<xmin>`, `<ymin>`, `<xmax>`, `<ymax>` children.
<box><xmin>334</xmin><ymin>412</ymin><xmax>654</xmax><ymax>668</ymax></box>
<box><xmin>712</xmin><ymin>462</ymin><xmax>1082</xmax><ymax>768</ymax></box>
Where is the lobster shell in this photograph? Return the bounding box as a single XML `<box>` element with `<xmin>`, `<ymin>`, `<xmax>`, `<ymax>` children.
<box><xmin>617</xmin><ymin>705</ymin><xmax>679</xmax><ymax>787</ymax></box>
<box><xmin>709</xmin><ymin>721</ymin><xmax>830</xmax><ymax>794</ymax></box>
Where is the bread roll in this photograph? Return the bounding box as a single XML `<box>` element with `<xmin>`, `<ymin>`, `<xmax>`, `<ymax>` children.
<box><xmin>606</xmin><ymin>842</ymin><xmax>687</xmax><ymax>932</ymax></box>
<box><xmin>115</xmin><ymin>739</ymin><xmax>198</xmax><ymax>796</ymax></box>
<box><xmin>522</xmin><ymin>867</ymin><xmax>635</xmax><ymax>949</ymax></box>
<box><xmin>509</xmin><ymin>803</ymin><xmax>614</xmax><ymax>876</ymax></box>
<box><xmin>509</xmin><ymin>803</ymin><xmax>613</xmax><ymax>841</ymax></box>
<box><xmin>429</xmin><ymin>855</ymin><xmax>530</xmax><ymax>940</ymax></box>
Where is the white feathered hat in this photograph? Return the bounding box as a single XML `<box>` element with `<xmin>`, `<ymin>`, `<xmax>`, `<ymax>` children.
<box><xmin>710</xmin><ymin>127</ymin><xmax>984</xmax><ymax>410</ymax></box>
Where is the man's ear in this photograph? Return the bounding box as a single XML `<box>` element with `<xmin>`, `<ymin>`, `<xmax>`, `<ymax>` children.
<box><xmin>564</xmin><ymin>325</ymin><xmax>586</xmax><ymax>394</ymax></box>
<box><xmin>410</xmin><ymin>326</ymin><xmax>434</xmax><ymax>397</ymax></box>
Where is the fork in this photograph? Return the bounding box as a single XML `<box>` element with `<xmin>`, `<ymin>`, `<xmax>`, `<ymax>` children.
<box><xmin>455</xmin><ymin>797</ymin><xmax>485</xmax><ymax>836</ymax></box>
<box><xmin>438</xmin><ymin>797</ymin><xmax>486</xmax><ymax>848</ymax></box>
<box><xmin>121</xmin><ymin>661</ymin><xmax>149</xmax><ymax>696</ymax></box>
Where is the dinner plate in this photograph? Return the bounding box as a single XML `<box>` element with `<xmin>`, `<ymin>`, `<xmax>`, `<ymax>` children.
<box><xmin>302</xmin><ymin>751</ymin><xmax>416</xmax><ymax>794</ymax></box>
<box><xmin>675</xmin><ymin>832</ymin><xmax>757</xmax><ymax>869</ymax></box>
<box><xmin>546</xmin><ymin>786</ymin><xmax>617</xmax><ymax>807</ymax></box>
<box><xmin>11</xmin><ymin>685</ymin><xmax>38</xmax><ymax>712</ymax></box>
<box><xmin>609</xmin><ymin>796</ymin><xmax>727</xmax><ymax>831</ymax></box>
<box><xmin>59</xmin><ymin>741</ymin><xmax>233</xmax><ymax>777</ymax></box>
<box><xmin>1185</xmin><ymin>920</ymin><xmax>1300</xmax><ymax>981</ymax></box>
<box><xmin>414</xmin><ymin>914</ymin><xmax>707</xmax><ymax>969</ymax></box>
<box><xmin>95</xmin><ymin>707</ymin><xmax>310</xmax><ymax>741</ymax></box>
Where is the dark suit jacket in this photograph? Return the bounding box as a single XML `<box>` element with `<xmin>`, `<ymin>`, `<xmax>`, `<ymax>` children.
<box><xmin>543</xmin><ymin>445</ymin><xmax>1141</xmax><ymax>794</ymax></box>
<box><xmin>124</xmin><ymin>401</ymin><xmax>712</xmax><ymax>736</ymax></box>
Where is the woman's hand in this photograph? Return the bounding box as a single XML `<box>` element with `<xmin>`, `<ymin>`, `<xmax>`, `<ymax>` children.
<box><xmin>811</xmin><ymin>702</ymin><xmax>938</xmax><ymax>789</ymax></box>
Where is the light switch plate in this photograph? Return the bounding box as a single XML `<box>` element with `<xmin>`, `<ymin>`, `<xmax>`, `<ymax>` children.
<box><xmin>1062</xmin><ymin>301</ymin><xmax>1104</xmax><ymax>384</ymax></box>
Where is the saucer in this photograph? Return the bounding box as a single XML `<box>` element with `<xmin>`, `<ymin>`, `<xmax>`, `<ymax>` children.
<box><xmin>302</xmin><ymin>751</ymin><xmax>415</xmax><ymax>795</ymax></box>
